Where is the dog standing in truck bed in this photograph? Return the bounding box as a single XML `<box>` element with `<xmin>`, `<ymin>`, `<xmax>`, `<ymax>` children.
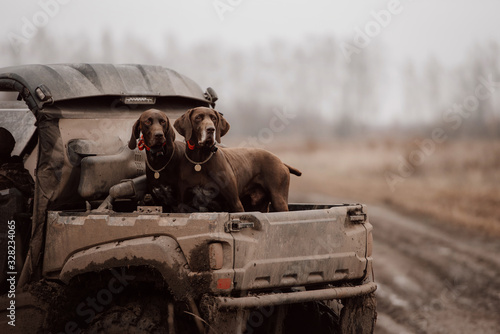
<box><xmin>128</xmin><ymin>108</ymin><xmax>184</xmax><ymax>212</ymax></box>
<box><xmin>174</xmin><ymin>107</ymin><xmax>301</xmax><ymax>213</ymax></box>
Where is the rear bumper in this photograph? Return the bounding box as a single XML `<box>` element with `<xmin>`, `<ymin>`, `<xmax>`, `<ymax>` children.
<box><xmin>216</xmin><ymin>281</ymin><xmax>377</xmax><ymax>309</ymax></box>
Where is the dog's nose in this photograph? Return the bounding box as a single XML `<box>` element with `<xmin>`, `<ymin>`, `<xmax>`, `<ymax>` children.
<box><xmin>154</xmin><ymin>132</ymin><xmax>164</xmax><ymax>138</ymax></box>
<box><xmin>207</xmin><ymin>127</ymin><xmax>215</xmax><ymax>133</ymax></box>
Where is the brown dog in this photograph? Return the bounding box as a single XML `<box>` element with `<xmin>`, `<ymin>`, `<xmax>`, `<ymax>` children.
<box><xmin>128</xmin><ymin>108</ymin><xmax>184</xmax><ymax>212</ymax></box>
<box><xmin>174</xmin><ymin>107</ymin><xmax>301</xmax><ymax>213</ymax></box>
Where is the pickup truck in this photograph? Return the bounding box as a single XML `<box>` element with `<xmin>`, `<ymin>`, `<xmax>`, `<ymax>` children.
<box><xmin>0</xmin><ymin>64</ymin><xmax>376</xmax><ymax>333</ymax></box>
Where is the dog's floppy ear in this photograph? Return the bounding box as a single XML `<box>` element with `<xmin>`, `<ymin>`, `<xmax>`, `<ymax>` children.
<box><xmin>174</xmin><ymin>109</ymin><xmax>194</xmax><ymax>140</ymax></box>
<box><xmin>128</xmin><ymin>119</ymin><xmax>141</xmax><ymax>149</ymax></box>
<box><xmin>166</xmin><ymin>119</ymin><xmax>176</xmax><ymax>144</ymax></box>
<box><xmin>159</xmin><ymin>112</ymin><xmax>176</xmax><ymax>144</ymax></box>
<box><xmin>215</xmin><ymin>111</ymin><xmax>230</xmax><ymax>143</ymax></box>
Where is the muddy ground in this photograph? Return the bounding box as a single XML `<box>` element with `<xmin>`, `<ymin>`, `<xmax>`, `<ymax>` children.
<box><xmin>370</xmin><ymin>204</ymin><xmax>500</xmax><ymax>334</ymax></box>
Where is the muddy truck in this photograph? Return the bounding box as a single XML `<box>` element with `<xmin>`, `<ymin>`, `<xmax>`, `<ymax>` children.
<box><xmin>0</xmin><ymin>64</ymin><xmax>376</xmax><ymax>333</ymax></box>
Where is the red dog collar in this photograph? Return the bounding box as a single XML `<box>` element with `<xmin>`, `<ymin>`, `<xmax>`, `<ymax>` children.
<box><xmin>187</xmin><ymin>140</ymin><xmax>218</xmax><ymax>153</ymax></box>
<box><xmin>138</xmin><ymin>135</ymin><xmax>166</xmax><ymax>152</ymax></box>
<box><xmin>137</xmin><ymin>135</ymin><xmax>149</xmax><ymax>151</ymax></box>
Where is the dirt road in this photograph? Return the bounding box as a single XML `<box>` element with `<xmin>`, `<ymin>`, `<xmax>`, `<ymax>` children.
<box><xmin>369</xmin><ymin>205</ymin><xmax>500</xmax><ymax>334</ymax></box>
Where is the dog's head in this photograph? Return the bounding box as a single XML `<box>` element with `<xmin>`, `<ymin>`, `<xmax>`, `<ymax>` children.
<box><xmin>174</xmin><ymin>107</ymin><xmax>229</xmax><ymax>147</ymax></box>
<box><xmin>128</xmin><ymin>109</ymin><xmax>175</xmax><ymax>152</ymax></box>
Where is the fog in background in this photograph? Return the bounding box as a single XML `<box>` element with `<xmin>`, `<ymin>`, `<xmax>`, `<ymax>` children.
<box><xmin>1</xmin><ymin>0</ymin><xmax>500</xmax><ymax>139</ymax></box>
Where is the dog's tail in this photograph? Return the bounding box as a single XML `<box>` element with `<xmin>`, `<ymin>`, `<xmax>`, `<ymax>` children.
<box><xmin>285</xmin><ymin>164</ymin><xmax>302</xmax><ymax>176</ymax></box>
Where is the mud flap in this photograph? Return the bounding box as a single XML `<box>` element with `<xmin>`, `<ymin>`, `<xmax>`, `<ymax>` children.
<box><xmin>340</xmin><ymin>292</ymin><xmax>377</xmax><ymax>334</ymax></box>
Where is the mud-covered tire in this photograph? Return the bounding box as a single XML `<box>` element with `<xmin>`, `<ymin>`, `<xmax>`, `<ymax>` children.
<box><xmin>340</xmin><ymin>292</ymin><xmax>377</xmax><ymax>334</ymax></box>
<box><xmin>239</xmin><ymin>300</ymin><xmax>340</xmax><ymax>334</ymax></box>
<box><xmin>282</xmin><ymin>301</ymin><xmax>340</xmax><ymax>334</ymax></box>
<box><xmin>45</xmin><ymin>268</ymin><xmax>204</xmax><ymax>334</ymax></box>
<box><xmin>82</xmin><ymin>301</ymin><xmax>166</xmax><ymax>334</ymax></box>
<box><xmin>81</xmin><ymin>293</ymin><xmax>201</xmax><ymax>334</ymax></box>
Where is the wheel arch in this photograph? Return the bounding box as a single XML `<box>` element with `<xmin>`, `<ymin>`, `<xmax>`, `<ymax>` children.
<box><xmin>58</xmin><ymin>236</ymin><xmax>193</xmax><ymax>300</ymax></box>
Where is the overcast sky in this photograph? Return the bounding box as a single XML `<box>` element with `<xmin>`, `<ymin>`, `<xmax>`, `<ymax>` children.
<box><xmin>1</xmin><ymin>0</ymin><xmax>500</xmax><ymax>67</ymax></box>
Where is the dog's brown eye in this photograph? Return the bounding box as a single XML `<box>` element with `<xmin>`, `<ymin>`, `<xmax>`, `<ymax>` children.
<box><xmin>145</xmin><ymin>119</ymin><xmax>152</xmax><ymax>125</ymax></box>
<box><xmin>160</xmin><ymin>119</ymin><xmax>166</xmax><ymax>124</ymax></box>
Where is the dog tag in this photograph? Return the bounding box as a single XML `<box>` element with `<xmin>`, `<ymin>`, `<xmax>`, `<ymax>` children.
<box><xmin>154</xmin><ymin>172</ymin><xmax>160</xmax><ymax>179</ymax></box>
<box><xmin>194</xmin><ymin>164</ymin><xmax>202</xmax><ymax>172</ymax></box>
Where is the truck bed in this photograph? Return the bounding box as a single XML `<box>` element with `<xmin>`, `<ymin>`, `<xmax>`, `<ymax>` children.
<box><xmin>44</xmin><ymin>204</ymin><xmax>372</xmax><ymax>296</ymax></box>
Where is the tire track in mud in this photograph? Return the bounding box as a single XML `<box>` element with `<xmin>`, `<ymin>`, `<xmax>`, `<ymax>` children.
<box><xmin>369</xmin><ymin>205</ymin><xmax>500</xmax><ymax>334</ymax></box>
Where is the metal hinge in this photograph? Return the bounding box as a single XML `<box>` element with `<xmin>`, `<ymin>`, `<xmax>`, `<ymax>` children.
<box><xmin>225</xmin><ymin>218</ymin><xmax>255</xmax><ymax>232</ymax></box>
<box><xmin>349</xmin><ymin>214</ymin><xmax>367</xmax><ymax>223</ymax></box>
<box><xmin>348</xmin><ymin>205</ymin><xmax>367</xmax><ymax>223</ymax></box>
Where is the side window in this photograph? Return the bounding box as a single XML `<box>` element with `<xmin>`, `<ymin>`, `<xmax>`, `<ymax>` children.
<box><xmin>0</xmin><ymin>101</ymin><xmax>36</xmax><ymax>156</ymax></box>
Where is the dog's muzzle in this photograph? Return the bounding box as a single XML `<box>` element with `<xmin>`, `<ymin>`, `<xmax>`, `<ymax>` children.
<box><xmin>200</xmin><ymin>127</ymin><xmax>216</xmax><ymax>146</ymax></box>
